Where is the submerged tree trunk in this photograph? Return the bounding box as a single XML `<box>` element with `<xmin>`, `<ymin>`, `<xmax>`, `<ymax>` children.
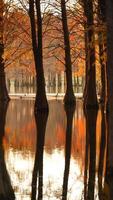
<box><xmin>61</xmin><ymin>0</ymin><xmax>76</xmax><ymax>105</ymax></box>
<box><xmin>29</xmin><ymin>0</ymin><xmax>48</xmax><ymax>112</ymax></box>
<box><xmin>0</xmin><ymin>1</ymin><xmax>10</xmax><ymax>102</ymax></box>
<box><xmin>82</xmin><ymin>0</ymin><xmax>98</xmax><ymax>109</ymax></box>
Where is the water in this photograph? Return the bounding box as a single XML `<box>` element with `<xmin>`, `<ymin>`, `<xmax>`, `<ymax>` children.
<box><xmin>0</xmin><ymin>99</ymin><xmax>111</xmax><ymax>200</ymax></box>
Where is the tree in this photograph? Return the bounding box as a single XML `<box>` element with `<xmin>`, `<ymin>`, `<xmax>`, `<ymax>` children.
<box><xmin>0</xmin><ymin>0</ymin><xmax>10</xmax><ymax>102</ymax></box>
<box><xmin>81</xmin><ymin>0</ymin><xmax>98</xmax><ymax>109</ymax></box>
<box><xmin>29</xmin><ymin>0</ymin><xmax>48</xmax><ymax>111</ymax></box>
<box><xmin>98</xmin><ymin>0</ymin><xmax>106</xmax><ymax>105</ymax></box>
<box><xmin>106</xmin><ymin>0</ymin><xmax>113</xmax><ymax>184</ymax></box>
<box><xmin>61</xmin><ymin>0</ymin><xmax>76</xmax><ymax>105</ymax></box>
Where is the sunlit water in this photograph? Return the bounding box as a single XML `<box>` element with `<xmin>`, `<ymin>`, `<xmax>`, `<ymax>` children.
<box><xmin>1</xmin><ymin>100</ymin><xmax>105</xmax><ymax>200</ymax></box>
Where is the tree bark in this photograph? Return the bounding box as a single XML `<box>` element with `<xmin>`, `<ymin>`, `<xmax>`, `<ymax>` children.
<box><xmin>61</xmin><ymin>0</ymin><xmax>76</xmax><ymax>105</ymax></box>
<box><xmin>0</xmin><ymin>1</ymin><xmax>10</xmax><ymax>102</ymax></box>
<box><xmin>98</xmin><ymin>0</ymin><xmax>107</xmax><ymax>105</ymax></box>
<box><xmin>105</xmin><ymin>0</ymin><xmax>113</xmax><ymax>194</ymax></box>
<box><xmin>82</xmin><ymin>0</ymin><xmax>98</xmax><ymax>109</ymax></box>
<box><xmin>29</xmin><ymin>0</ymin><xmax>48</xmax><ymax>112</ymax></box>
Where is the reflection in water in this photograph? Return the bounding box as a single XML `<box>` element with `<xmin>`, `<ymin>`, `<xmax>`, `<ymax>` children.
<box><xmin>98</xmin><ymin>106</ymin><xmax>107</xmax><ymax>200</ymax></box>
<box><xmin>31</xmin><ymin>112</ymin><xmax>48</xmax><ymax>200</ymax></box>
<box><xmin>0</xmin><ymin>103</ymin><xmax>15</xmax><ymax>200</ymax></box>
<box><xmin>3</xmin><ymin>99</ymin><xmax>113</xmax><ymax>200</ymax></box>
<box><xmin>62</xmin><ymin>105</ymin><xmax>75</xmax><ymax>200</ymax></box>
<box><xmin>104</xmin><ymin>105</ymin><xmax>113</xmax><ymax>200</ymax></box>
<box><xmin>84</xmin><ymin>109</ymin><xmax>98</xmax><ymax>200</ymax></box>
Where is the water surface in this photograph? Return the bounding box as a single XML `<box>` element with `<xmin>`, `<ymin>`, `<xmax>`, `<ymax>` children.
<box><xmin>0</xmin><ymin>99</ymin><xmax>110</xmax><ymax>200</ymax></box>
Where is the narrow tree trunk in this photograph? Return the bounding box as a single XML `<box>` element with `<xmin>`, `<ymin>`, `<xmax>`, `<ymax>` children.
<box><xmin>83</xmin><ymin>23</ymin><xmax>89</xmax><ymax>101</ymax></box>
<box><xmin>98</xmin><ymin>0</ymin><xmax>107</xmax><ymax>105</ymax></box>
<box><xmin>0</xmin><ymin>1</ymin><xmax>10</xmax><ymax>102</ymax></box>
<box><xmin>61</xmin><ymin>0</ymin><xmax>75</xmax><ymax>105</ymax></box>
<box><xmin>83</xmin><ymin>0</ymin><xmax>98</xmax><ymax>109</ymax></box>
<box><xmin>29</xmin><ymin>0</ymin><xmax>48</xmax><ymax>112</ymax></box>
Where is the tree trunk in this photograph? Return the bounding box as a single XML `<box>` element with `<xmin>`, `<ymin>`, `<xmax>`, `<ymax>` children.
<box><xmin>0</xmin><ymin>1</ymin><xmax>10</xmax><ymax>102</ymax></box>
<box><xmin>61</xmin><ymin>0</ymin><xmax>75</xmax><ymax>105</ymax></box>
<box><xmin>82</xmin><ymin>0</ymin><xmax>98</xmax><ymax>109</ymax></box>
<box><xmin>29</xmin><ymin>0</ymin><xmax>48</xmax><ymax>112</ymax></box>
<box><xmin>104</xmin><ymin>0</ymin><xmax>113</xmax><ymax>198</ymax></box>
<box><xmin>83</xmin><ymin>23</ymin><xmax>89</xmax><ymax>101</ymax></box>
<box><xmin>98</xmin><ymin>0</ymin><xmax>107</xmax><ymax>105</ymax></box>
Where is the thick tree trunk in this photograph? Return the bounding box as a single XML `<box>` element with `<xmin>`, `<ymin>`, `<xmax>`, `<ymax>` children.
<box><xmin>83</xmin><ymin>0</ymin><xmax>98</xmax><ymax>109</ymax></box>
<box><xmin>104</xmin><ymin>0</ymin><xmax>113</xmax><ymax>198</ymax></box>
<box><xmin>29</xmin><ymin>0</ymin><xmax>48</xmax><ymax>112</ymax></box>
<box><xmin>61</xmin><ymin>0</ymin><xmax>75</xmax><ymax>105</ymax></box>
<box><xmin>0</xmin><ymin>1</ymin><xmax>10</xmax><ymax>102</ymax></box>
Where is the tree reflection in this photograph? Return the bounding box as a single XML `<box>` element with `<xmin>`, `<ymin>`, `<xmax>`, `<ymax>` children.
<box><xmin>103</xmin><ymin>106</ymin><xmax>113</xmax><ymax>200</ymax></box>
<box><xmin>0</xmin><ymin>103</ymin><xmax>15</xmax><ymax>200</ymax></box>
<box><xmin>31</xmin><ymin>112</ymin><xmax>48</xmax><ymax>200</ymax></box>
<box><xmin>62</xmin><ymin>105</ymin><xmax>75</xmax><ymax>200</ymax></box>
<box><xmin>98</xmin><ymin>106</ymin><xmax>107</xmax><ymax>200</ymax></box>
<box><xmin>84</xmin><ymin>109</ymin><xmax>98</xmax><ymax>200</ymax></box>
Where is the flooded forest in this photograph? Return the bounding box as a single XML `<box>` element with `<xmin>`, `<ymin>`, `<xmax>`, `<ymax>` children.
<box><xmin>0</xmin><ymin>0</ymin><xmax>113</xmax><ymax>199</ymax></box>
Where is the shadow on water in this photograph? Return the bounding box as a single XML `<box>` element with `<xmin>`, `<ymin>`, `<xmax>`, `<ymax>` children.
<box><xmin>84</xmin><ymin>109</ymin><xmax>98</xmax><ymax>200</ymax></box>
<box><xmin>0</xmin><ymin>103</ymin><xmax>15</xmax><ymax>200</ymax></box>
<box><xmin>62</xmin><ymin>105</ymin><xmax>75</xmax><ymax>200</ymax></box>
<box><xmin>31</xmin><ymin>111</ymin><xmax>49</xmax><ymax>200</ymax></box>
